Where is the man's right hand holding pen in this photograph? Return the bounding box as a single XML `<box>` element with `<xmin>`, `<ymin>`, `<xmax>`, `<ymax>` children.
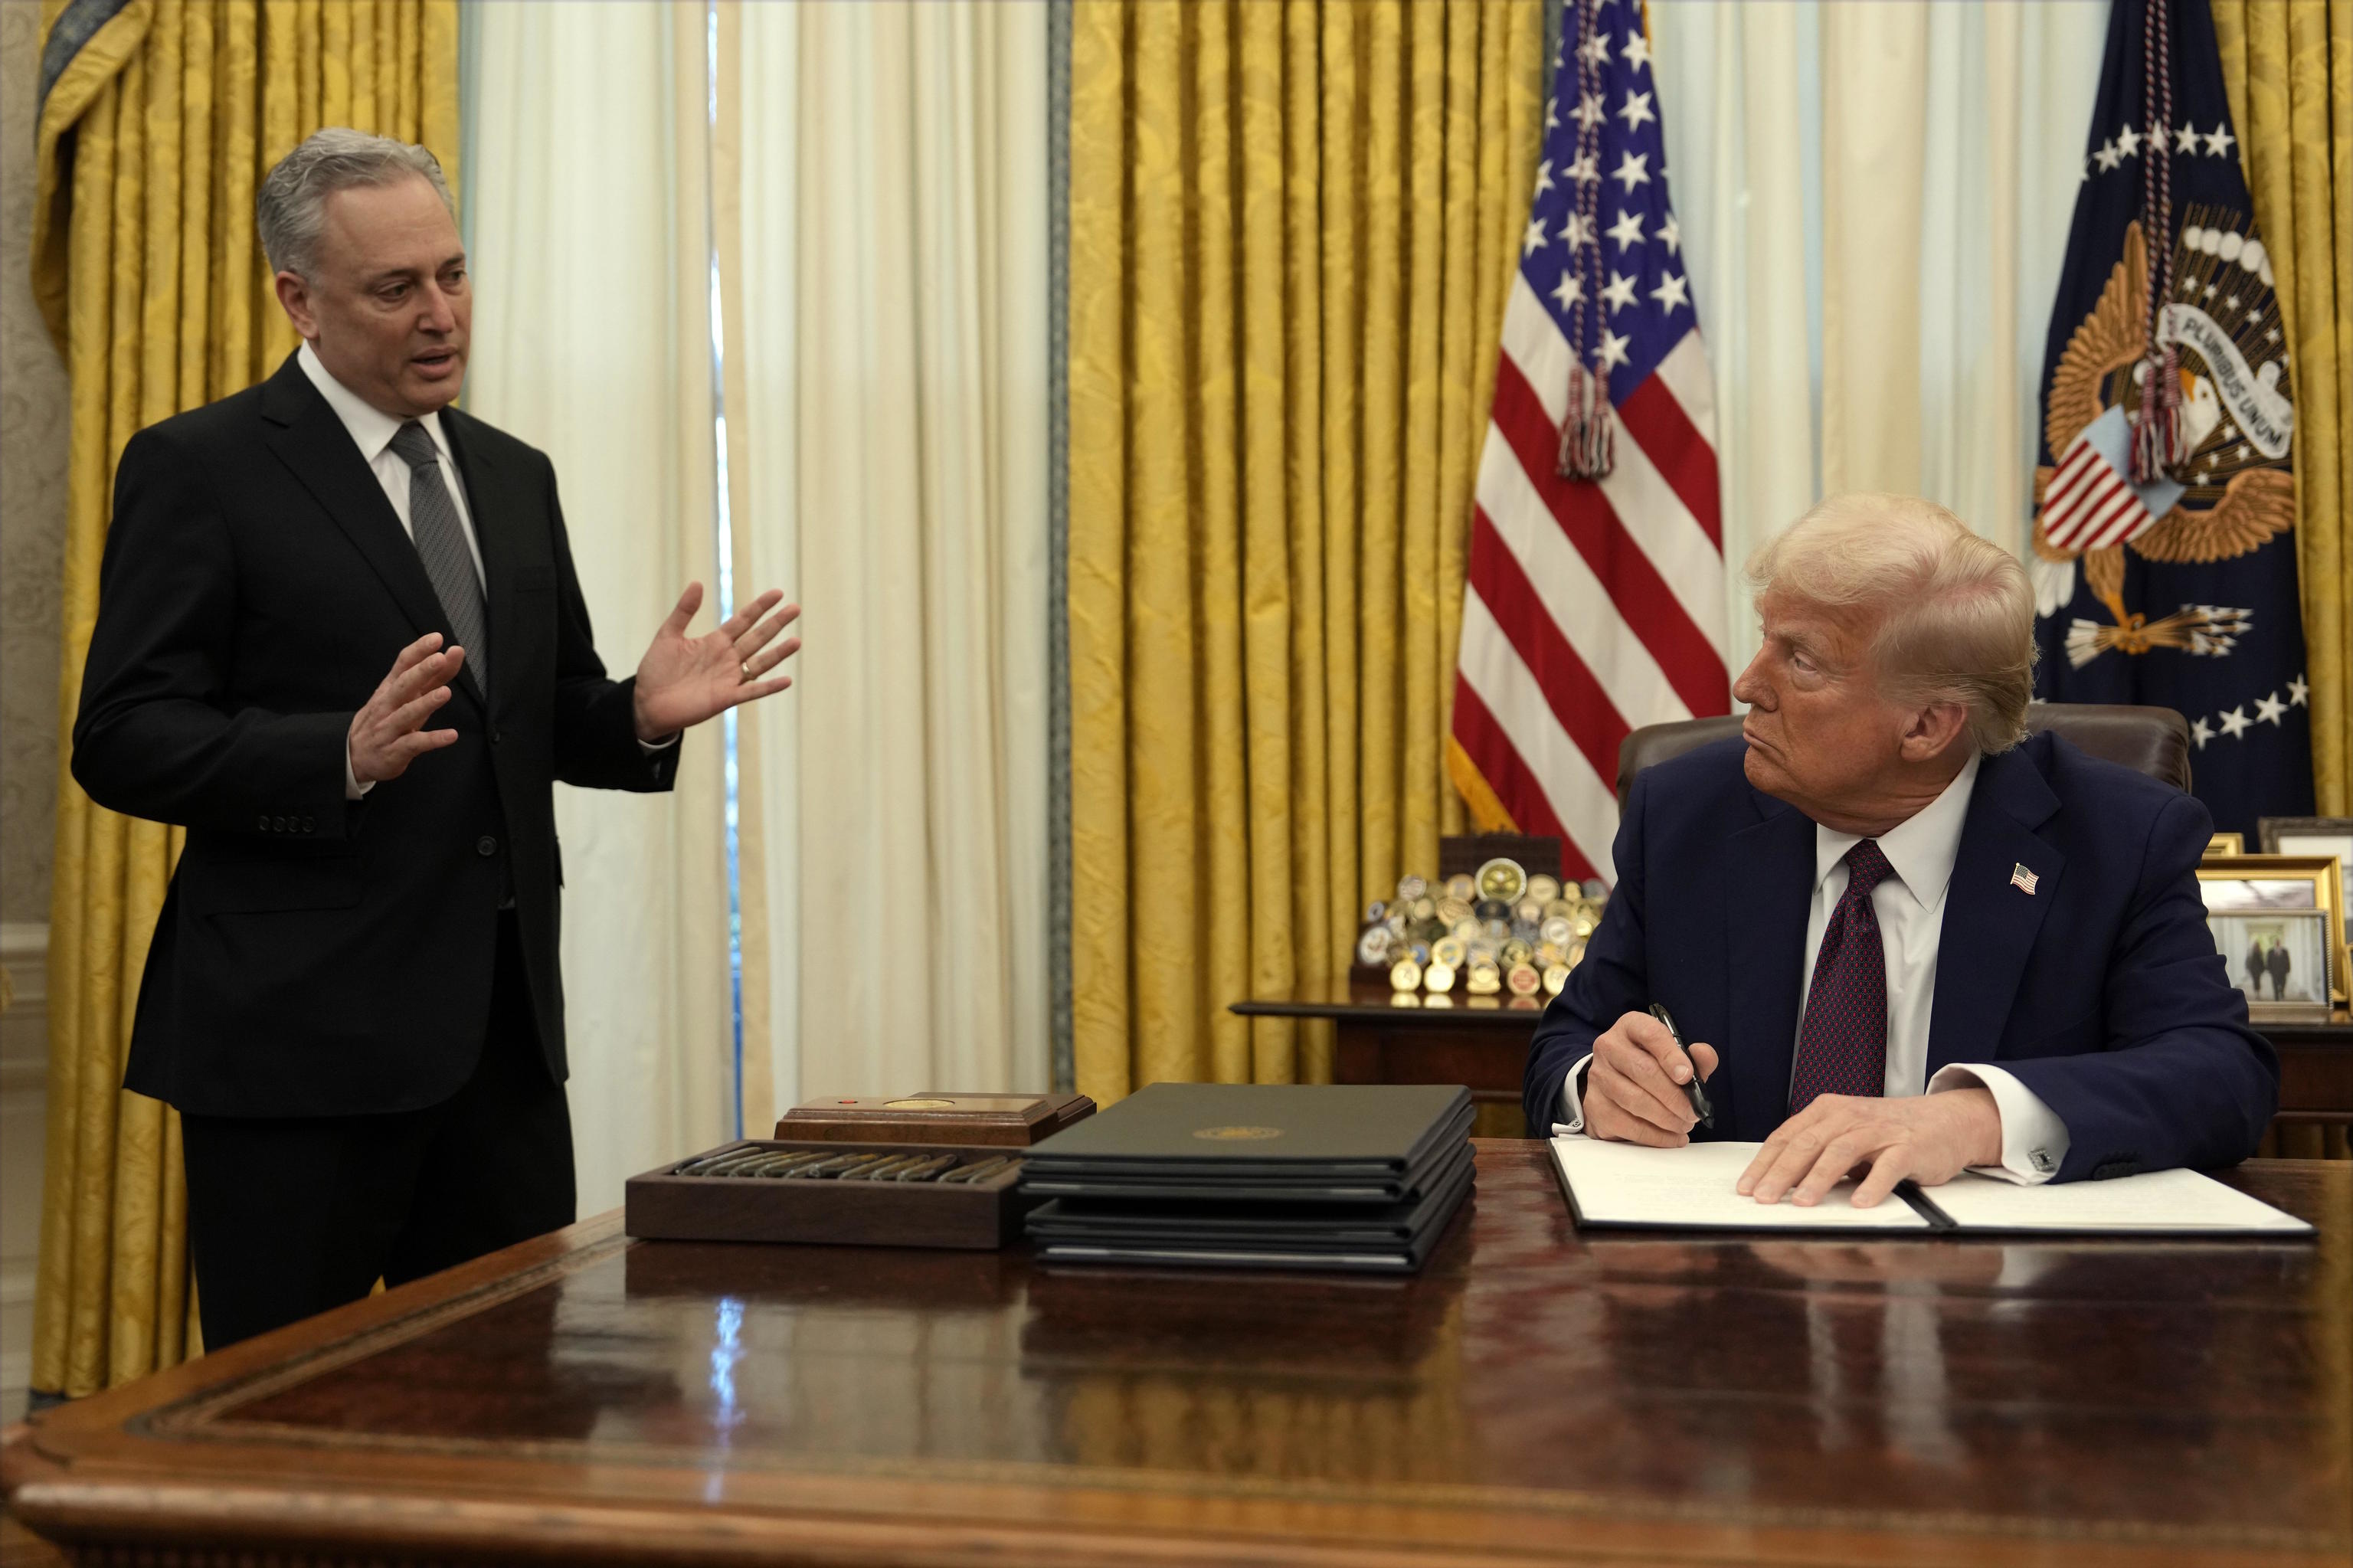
<box><xmin>1580</xmin><ymin>1010</ymin><xmax>1719</xmax><ymax>1147</ymax></box>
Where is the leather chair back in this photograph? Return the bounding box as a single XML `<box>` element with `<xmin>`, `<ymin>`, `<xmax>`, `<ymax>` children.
<box><xmin>1614</xmin><ymin>702</ymin><xmax>2192</xmax><ymax>810</ymax></box>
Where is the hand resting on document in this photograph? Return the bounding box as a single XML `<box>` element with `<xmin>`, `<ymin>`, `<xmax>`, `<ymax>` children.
<box><xmin>1579</xmin><ymin>1009</ymin><xmax>2005</xmax><ymax>1210</ymax></box>
<box><xmin>1736</xmin><ymin>1090</ymin><xmax>2002</xmax><ymax>1210</ymax></box>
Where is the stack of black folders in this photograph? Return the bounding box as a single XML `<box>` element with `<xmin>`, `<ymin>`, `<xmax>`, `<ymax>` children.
<box><xmin>1021</xmin><ymin>1082</ymin><xmax>1476</xmax><ymax>1273</ymax></box>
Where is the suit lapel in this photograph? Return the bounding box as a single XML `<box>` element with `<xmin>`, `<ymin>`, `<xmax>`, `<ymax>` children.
<box><xmin>1926</xmin><ymin>745</ymin><xmax>2063</xmax><ymax>1080</ymax></box>
<box><xmin>1721</xmin><ymin>790</ymin><xmax>1816</xmax><ymax>1135</ymax></box>
<box><xmin>260</xmin><ymin>355</ymin><xmax>485</xmax><ymax>710</ymax></box>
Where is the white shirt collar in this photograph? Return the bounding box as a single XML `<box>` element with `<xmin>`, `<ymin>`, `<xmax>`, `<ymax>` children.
<box><xmin>296</xmin><ymin>341</ymin><xmax>451</xmax><ymax>467</ymax></box>
<box><xmin>1811</xmin><ymin>750</ymin><xmax>1983</xmax><ymax>911</ymax></box>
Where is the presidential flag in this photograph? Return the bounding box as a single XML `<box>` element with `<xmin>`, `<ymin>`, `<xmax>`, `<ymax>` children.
<box><xmin>2030</xmin><ymin>0</ymin><xmax>2312</xmax><ymax>837</ymax></box>
<box><xmin>1446</xmin><ymin>0</ymin><xmax>1728</xmax><ymax>885</ymax></box>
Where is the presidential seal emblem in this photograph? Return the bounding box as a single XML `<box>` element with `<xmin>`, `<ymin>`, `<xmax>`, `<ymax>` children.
<box><xmin>2029</xmin><ymin>0</ymin><xmax>2313</xmax><ymax>839</ymax></box>
<box><xmin>1193</xmin><ymin>1125</ymin><xmax>1284</xmax><ymax>1141</ymax></box>
<box><xmin>2033</xmin><ymin>216</ymin><xmax>2295</xmax><ymax>670</ymax></box>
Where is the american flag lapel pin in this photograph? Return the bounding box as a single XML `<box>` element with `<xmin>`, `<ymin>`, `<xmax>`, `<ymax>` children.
<box><xmin>2010</xmin><ymin>863</ymin><xmax>2039</xmax><ymax>895</ymax></box>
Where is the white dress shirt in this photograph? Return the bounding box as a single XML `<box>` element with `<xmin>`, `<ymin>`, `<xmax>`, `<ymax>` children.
<box><xmin>1559</xmin><ymin>750</ymin><xmax>2070</xmax><ymax>1185</ymax></box>
<box><xmin>299</xmin><ymin>342</ymin><xmax>486</xmax><ymax>583</ymax></box>
<box><xmin>300</xmin><ymin>345</ymin><xmax>484</xmax><ymax>802</ymax></box>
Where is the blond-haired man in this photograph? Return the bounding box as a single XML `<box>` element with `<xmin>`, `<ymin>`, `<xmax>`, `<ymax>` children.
<box><xmin>1527</xmin><ymin>493</ymin><xmax>2276</xmax><ymax>1205</ymax></box>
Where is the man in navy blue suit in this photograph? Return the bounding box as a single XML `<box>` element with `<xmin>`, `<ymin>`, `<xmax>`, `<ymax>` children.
<box><xmin>1525</xmin><ymin>493</ymin><xmax>2276</xmax><ymax>1210</ymax></box>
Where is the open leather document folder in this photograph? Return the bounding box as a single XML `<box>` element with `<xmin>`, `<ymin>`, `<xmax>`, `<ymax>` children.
<box><xmin>1550</xmin><ymin>1136</ymin><xmax>2315</xmax><ymax>1239</ymax></box>
<box><xmin>1023</xmin><ymin>1083</ymin><xmax>1476</xmax><ymax>1272</ymax></box>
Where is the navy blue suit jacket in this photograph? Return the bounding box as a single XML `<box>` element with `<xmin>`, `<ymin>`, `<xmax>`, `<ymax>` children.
<box><xmin>1522</xmin><ymin>735</ymin><xmax>2277</xmax><ymax>1181</ymax></box>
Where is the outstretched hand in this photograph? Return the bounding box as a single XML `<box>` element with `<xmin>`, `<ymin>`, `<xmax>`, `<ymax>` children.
<box><xmin>349</xmin><ymin>633</ymin><xmax>465</xmax><ymax>785</ymax></box>
<box><xmin>633</xmin><ymin>584</ymin><xmax>800</xmax><ymax>742</ymax></box>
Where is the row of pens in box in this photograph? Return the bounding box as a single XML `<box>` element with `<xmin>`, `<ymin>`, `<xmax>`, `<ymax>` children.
<box><xmin>673</xmin><ymin>1146</ymin><xmax>1025</xmax><ymax>1184</ymax></box>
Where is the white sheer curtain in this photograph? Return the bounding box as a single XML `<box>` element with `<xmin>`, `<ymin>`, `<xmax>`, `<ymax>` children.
<box><xmin>465</xmin><ymin>2</ymin><xmax>735</xmax><ymax>1211</ymax></box>
<box><xmin>1648</xmin><ymin>0</ymin><xmax>2107</xmax><ymax>679</ymax></box>
<box><xmin>731</xmin><ymin>2</ymin><xmax>1052</xmax><ymax>1108</ymax></box>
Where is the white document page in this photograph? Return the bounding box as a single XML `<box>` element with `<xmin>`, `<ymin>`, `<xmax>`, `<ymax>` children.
<box><xmin>1550</xmin><ymin>1137</ymin><xmax>1932</xmax><ymax>1231</ymax></box>
<box><xmin>1926</xmin><ymin>1167</ymin><xmax>2313</xmax><ymax>1235</ymax></box>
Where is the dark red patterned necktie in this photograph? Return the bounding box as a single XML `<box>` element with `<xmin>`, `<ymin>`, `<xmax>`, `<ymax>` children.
<box><xmin>1789</xmin><ymin>840</ymin><xmax>1893</xmax><ymax>1115</ymax></box>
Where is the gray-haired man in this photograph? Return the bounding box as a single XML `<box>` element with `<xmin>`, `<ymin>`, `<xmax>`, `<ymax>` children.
<box><xmin>72</xmin><ymin>129</ymin><xmax>800</xmax><ymax>1347</ymax></box>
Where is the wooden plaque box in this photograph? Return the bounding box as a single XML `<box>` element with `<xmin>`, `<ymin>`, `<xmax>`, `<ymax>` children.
<box><xmin>775</xmin><ymin>1091</ymin><xmax>1095</xmax><ymax>1147</ymax></box>
<box><xmin>624</xmin><ymin>1141</ymin><xmax>1037</xmax><ymax>1251</ymax></box>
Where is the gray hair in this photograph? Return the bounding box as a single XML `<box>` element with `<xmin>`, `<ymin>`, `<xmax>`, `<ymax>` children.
<box><xmin>1746</xmin><ymin>493</ymin><xmax>2038</xmax><ymax>755</ymax></box>
<box><xmin>257</xmin><ymin>127</ymin><xmax>455</xmax><ymax>277</ymax></box>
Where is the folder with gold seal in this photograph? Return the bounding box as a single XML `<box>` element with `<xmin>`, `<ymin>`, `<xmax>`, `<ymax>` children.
<box><xmin>1021</xmin><ymin>1083</ymin><xmax>1474</xmax><ymax>1272</ymax></box>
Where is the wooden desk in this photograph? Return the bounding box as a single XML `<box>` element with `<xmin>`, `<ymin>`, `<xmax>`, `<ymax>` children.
<box><xmin>1235</xmin><ymin>981</ymin><xmax>2353</xmax><ymax>1154</ymax></box>
<box><xmin>1232</xmin><ymin>977</ymin><xmax>1549</xmax><ymax>1137</ymax></box>
<box><xmin>5</xmin><ymin>1146</ymin><xmax>2346</xmax><ymax>1566</ymax></box>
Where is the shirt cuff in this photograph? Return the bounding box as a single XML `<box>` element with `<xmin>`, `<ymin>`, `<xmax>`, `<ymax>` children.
<box><xmin>1553</xmin><ymin>1054</ymin><xmax>1596</xmax><ymax>1135</ymax></box>
<box><xmin>1930</xmin><ymin>1062</ymin><xmax>2068</xmax><ymax>1184</ymax></box>
<box><xmin>344</xmin><ymin>738</ymin><xmax>375</xmax><ymax>800</ymax></box>
<box><xmin>638</xmin><ymin>732</ymin><xmax>682</xmax><ymax>753</ymax></box>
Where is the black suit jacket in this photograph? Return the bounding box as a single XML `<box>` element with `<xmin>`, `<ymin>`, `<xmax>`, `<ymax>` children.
<box><xmin>73</xmin><ymin>353</ymin><xmax>676</xmax><ymax>1118</ymax></box>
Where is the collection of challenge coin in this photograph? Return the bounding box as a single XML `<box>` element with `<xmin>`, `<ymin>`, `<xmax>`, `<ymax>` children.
<box><xmin>1353</xmin><ymin>857</ymin><xmax>1608</xmax><ymax>1002</ymax></box>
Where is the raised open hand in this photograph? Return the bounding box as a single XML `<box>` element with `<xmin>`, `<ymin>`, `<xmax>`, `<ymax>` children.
<box><xmin>349</xmin><ymin>632</ymin><xmax>465</xmax><ymax>785</ymax></box>
<box><xmin>632</xmin><ymin>584</ymin><xmax>801</xmax><ymax>742</ymax></box>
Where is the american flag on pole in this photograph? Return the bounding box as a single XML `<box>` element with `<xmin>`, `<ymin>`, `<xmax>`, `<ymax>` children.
<box><xmin>1445</xmin><ymin>0</ymin><xmax>1729</xmax><ymax>885</ymax></box>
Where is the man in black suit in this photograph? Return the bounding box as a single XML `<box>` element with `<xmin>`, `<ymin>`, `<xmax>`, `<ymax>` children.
<box><xmin>71</xmin><ymin>129</ymin><xmax>800</xmax><ymax>1348</ymax></box>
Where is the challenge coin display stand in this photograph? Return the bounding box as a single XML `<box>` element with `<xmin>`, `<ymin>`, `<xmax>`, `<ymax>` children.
<box><xmin>625</xmin><ymin>1092</ymin><xmax>1093</xmax><ymax>1251</ymax></box>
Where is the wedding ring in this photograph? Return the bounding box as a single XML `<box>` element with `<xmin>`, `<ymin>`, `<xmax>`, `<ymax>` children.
<box><xmin>740</xmin><ymin>660</ymin><xmax>754</xmax><ymax>683</ymax></box>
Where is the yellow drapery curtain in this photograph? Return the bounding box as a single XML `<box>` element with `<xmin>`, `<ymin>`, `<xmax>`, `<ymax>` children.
<box><xmin>1068</xmin><ymin>0</ymin><xmax>1542</xmax><ymax>1102</ymax></box>
<box><xmin>2211</xmin><ymin>1</ymin><xmax>2351</xmax><ymax>817</ymax></box>
<box><xmin>28</xmin><ymin>0</ymin><xmax>458</xmax><ymax>1399</ymax></box>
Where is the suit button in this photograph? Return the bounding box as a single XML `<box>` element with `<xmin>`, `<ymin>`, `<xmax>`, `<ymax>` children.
<box><xmin>303</xmin><ymin>817</ymin><xmax>316</xmax><ymax>833</ymax></box>
<box><xmin>492</xmin><ymin>728</ymin><xmax>504</xmax><ymax>745</ymax></box>
<box><xmin>273</xmin><ymin>816</ymin><xmax>286</xmax><ymax>832</ymax></box>
<box><xmin>257</xmin><ymin>815</ymin><xmax>269</xmax><ymax>830</ymax></box>
<box><xmin>477</xmin><ymin>835</ymin><xmax>498</xmax><ymax>856</ymax></box>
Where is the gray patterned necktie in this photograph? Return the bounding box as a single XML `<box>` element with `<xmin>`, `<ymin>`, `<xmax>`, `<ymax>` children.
<box><xmin>387</xmin><ymin>421</ymin><xmax>487</xmax><ymax>690</ymax></box>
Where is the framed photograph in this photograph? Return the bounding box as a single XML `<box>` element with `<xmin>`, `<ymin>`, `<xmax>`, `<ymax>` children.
<box><xmin>2198</xmin><ymin>854</ymin><xmax>2348</xmax><ymax>1005</ymax></box>
<box><xmin>2205</xmin><ymin>831</ymin><xmax>2244</xmax><ymax>857</ymax></box>
<box><xmin>2207</xmin><ymin>908</ymin><xmax>2336</xmax><ymax>1023</ymax></box>
<box><xmin>2258</xmin><ymin>817</ymin><xmax>2352</xmax><ymax>946</ymax></box>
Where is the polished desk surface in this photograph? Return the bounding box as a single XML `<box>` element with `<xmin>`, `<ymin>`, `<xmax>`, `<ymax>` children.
<box><xmin>5</xmin><ymin>1145</ymin><xmax>2348</xmax><ymax>1567</ymax></box>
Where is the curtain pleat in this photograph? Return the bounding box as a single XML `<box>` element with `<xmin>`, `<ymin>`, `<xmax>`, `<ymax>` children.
<box><xmin>1066</xmin><ymin>0</ymin><xmax>1543</xmax><ymax>1101</ymax></box>
<box><xmin>732</xmin><ymin>0</ymin><xmax>1052</xmax><ymax>1111</ymax></box>
<box><xmin>1648</xmin><ymin>2</ymin><xmax>2103</xmax><ymax>671</ymax></box>
<box><xmin>464</xmin><ymin>0</ymin><xmax>733</xmax><ymax>1210</ymax></box>
<box><xmin>2211</xmin><ymin>0</ymin><xmax>2351</xmax><ymax>819</ymax></box>
<box><xmin>28</xmin><ymin>0</ymin><xmax>458</xmax><ymax>1399</ymax></box>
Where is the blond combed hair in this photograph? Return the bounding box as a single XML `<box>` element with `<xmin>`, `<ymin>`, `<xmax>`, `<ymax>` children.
<box><xmin>1745</xmin><ymin>493</ymin><xmax>2037</xmax><ymax>754</ymax></box>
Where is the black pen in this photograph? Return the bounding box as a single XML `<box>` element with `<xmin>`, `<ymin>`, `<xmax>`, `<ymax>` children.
<box><xmin>1647</xmin><ymin>1003</ymin><xmax>1713</xmax><ymax>1130</ymax></box>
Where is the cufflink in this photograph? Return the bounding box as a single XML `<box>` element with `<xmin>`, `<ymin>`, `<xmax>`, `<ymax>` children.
<box><xmin>2031</xmin><ymin>1149</ymin><xmax>2054</xmax><ymax>1174</ymax></box>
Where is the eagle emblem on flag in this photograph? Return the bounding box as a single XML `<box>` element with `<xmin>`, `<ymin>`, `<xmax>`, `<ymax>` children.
<box><xmin>2033</xmin><ymin>214</ymin><xmax>2296</xmax><ymax>669</ymax></box>
<box><xmin>2031</xmin><ymin>0</ymin><xmax>2312</xmax><ymax>841</ymax></box>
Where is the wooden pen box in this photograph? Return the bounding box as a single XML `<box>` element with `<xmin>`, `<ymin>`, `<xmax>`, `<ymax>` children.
<box><xmin>623</xmin><ymin>1141</ymin><xmax>1037</xmax><ymax>1250</ymax></box>
<box><xmin>775</xmin><ymin>1091</ymin><xmax>1095</xmax><ymax>1147</ymax></box>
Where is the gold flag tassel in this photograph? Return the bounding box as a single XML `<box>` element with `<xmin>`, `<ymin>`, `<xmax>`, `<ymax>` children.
<box><xmin>1556</xmin><ymin>362</ymin><xmax>1615</xmax><ymax>480</ymax></box>
<box><xmin>2128</xmin><ymin>0</ymin><xmax>2188</xmax><ymax>484</ymax></box>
